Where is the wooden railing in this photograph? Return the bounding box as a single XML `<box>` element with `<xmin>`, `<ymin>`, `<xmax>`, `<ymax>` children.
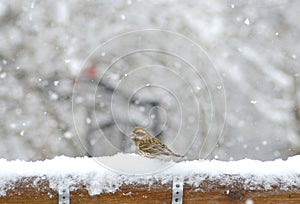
<box><xmin>1</xmin><ymin>175</ymin><xmax>300</xmax><ymax>204</ymax></box>
<box><xmin>1</xmin><ymin>155</ymin><xmax>300</xmax><ymax>203</ymax></box>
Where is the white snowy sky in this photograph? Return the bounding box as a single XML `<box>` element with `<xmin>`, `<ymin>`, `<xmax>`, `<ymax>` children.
<box><xmin>0</xmin><ymin>1</ymin><xmax>299</xmax><ymax>161</ymax></box>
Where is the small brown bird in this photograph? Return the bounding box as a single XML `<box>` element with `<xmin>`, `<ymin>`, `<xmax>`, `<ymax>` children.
<box><xmin>130</xmin><ymin>126</ymin><xmax>184</xmax><ymax>159</ymax></box>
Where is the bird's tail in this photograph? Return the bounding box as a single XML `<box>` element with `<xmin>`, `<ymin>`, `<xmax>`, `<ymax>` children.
<box><xmin>171</xmin><ymin>153</ymin><xmax>187</xmax><ymax>162</ymax></box>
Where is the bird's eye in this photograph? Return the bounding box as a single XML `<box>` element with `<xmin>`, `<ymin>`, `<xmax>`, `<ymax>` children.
<box><xmin>135</xmin><ymin>132</ymin><xmax>143</xmax><ymax>136</ymax></box>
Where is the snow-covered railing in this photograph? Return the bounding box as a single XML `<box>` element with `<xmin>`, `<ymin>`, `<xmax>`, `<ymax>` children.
<box><xmin>1</xmin><ymin>154</ymin><xmax>300</xmax><ymax>204</ymax></box>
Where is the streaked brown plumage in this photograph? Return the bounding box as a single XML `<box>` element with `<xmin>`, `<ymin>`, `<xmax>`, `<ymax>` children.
<box><xmin>130</xmin><ymin>126</ymin><xmax>183</xmax><ymax>159</ymax></box>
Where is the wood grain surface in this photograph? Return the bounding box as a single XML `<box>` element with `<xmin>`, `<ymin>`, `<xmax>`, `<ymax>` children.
<box><xmin>1</xmin><ymin>176</ymin><xmax>300</xmax><ymax>204</ymax></box>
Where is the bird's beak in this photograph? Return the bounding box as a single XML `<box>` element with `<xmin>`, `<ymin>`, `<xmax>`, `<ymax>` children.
<box><xmin>130</xmin><ymin>134</ymin><xmax>135</xmax><ymax>140</ymax></box>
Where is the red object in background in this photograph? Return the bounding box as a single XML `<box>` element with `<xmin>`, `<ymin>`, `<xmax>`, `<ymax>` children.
<box><xmin>85</xmin><ymin>65</ymin><xmax>97</xmax><ymax>79</ymax></box>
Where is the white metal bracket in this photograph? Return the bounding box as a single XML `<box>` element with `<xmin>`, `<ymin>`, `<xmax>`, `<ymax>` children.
<box><xmin>58</xmin><ymin>188</ymin><xmax>70</xmax><ymax>204</ymax></box>
<box><xmin>172</xmin><ymin>176</ymin><xmax>184</xmax><ymax>204</ymax></box>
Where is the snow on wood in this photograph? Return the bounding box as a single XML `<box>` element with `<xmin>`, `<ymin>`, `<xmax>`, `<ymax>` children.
<box><xmin>0</xmin><ymin>154</ymin><xmax>300</xmax><ymax>203</ymax></box>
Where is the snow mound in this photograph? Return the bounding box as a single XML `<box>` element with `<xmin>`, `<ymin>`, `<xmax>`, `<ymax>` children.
<box><xmin>0</xmin><ymin>153</ymin><xmax>300</xmax><ymax>196</ymax></box>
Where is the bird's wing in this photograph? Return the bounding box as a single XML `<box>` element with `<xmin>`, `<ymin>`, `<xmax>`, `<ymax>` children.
<box><xmin>139</xmin><ymin>137</ymin><xmax>179</xmax><ymax>156</ymax></box>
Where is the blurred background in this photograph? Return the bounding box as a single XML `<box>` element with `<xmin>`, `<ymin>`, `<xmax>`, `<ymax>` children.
<box><xmin>0</xmin><ymin>0</ymin><xmax>299</xmax><ymax>161</ymax></box>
